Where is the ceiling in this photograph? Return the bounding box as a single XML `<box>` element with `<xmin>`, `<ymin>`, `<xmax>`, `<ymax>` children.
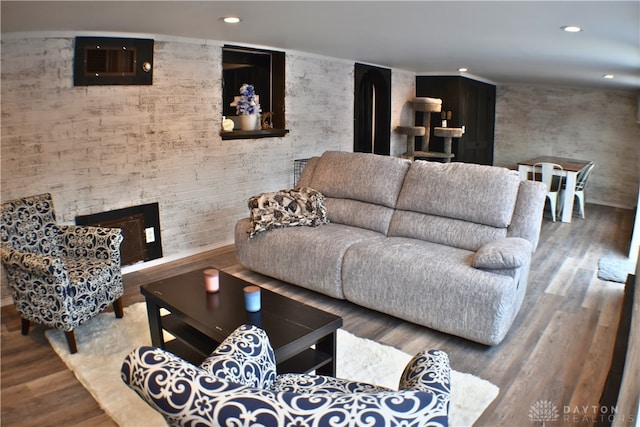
<box><xmin>2</xmin><ymin>1</ymin><xmax>639</xmax><ymax>90</ymax></box>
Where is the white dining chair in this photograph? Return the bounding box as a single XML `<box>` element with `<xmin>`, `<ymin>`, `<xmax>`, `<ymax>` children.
<box><xmin>533</xmin><ymin>162</ymin><xmax>564</xmax><ymax>222</ymax></box>
<box><xmin>559</xmin><ymin>163</ymin><xmax>595</xmax><ymax>219</ymax></box>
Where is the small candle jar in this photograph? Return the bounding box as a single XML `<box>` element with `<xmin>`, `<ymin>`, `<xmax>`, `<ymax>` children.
<box><xmin>203</xmin><ymin>269</ymin><xmax>220</xmax><ymax>293</ymax></box>
<box><xmin>243</xmin><ymin>285</ymin><xmax>261</xmax><ymax>312</ymax></box>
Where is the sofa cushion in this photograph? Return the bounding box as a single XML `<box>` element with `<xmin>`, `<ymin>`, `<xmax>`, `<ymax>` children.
<box><xmin>235</xmin><ymin>219</ymin><xmax>384</xmax><ymax>299</ymax></box>
<box><xmin>247</xmin><ymin>187</ymin><xmax>328</xmax><ymax>238</ymax></box>
<box><xmin>309</xmin><ymin>151</ymin><xmax>410</xmax><ymax>209</ymax></box>
<box><xmin>388</xmin><ymin>210</ymin><xmax>507</xmax><ymax>252</ymax></box>
<box><xmin>342</xmin><ymin>237</ymin><xmax>520</xmax><ymax>345</ymax></box>
<box><xmin>472</xmin><ymin>237</ymin><xmax>532</xmax><ymax>270</ymax></box>
<box><xmin>395</xmin><ymin>161</ymin><xmax>521</xmax><ymax>228</ymax></box>
<box><xmin>274</xmin><ymin>373</ymin><xmax>391</xmax><ymax>393</ymax></box>
<box><xmin>325</xmin><ymin>198</ymin><xmax>395</xmax><ymax>235</ymax></box>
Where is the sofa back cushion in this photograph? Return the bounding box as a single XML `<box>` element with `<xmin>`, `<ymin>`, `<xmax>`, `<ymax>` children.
<box><xmin>389</xmin><ymin>161</ymin><xmax>521</xmax><ymax>251</ymax></box>
<box><xmin>305</xmin><ymin>151</ymin><xmax>411</xmax><ymax>234</ymax></box>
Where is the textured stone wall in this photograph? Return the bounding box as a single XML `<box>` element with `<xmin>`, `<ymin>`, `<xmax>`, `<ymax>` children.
<box><xmin>2</xmin><ymin>32</ymin><xmax>638</xmax><ymax>307</ymax></box>
<box><xmin>391</xmin><ymin>69</ymin><xmax>417</xmax><ymax>157</ymax></box>
<box><xmin>0</xmin><ymin>33</ymin><xmax>414</xmax><ymax>304</ymax></box>
<box><xmin>494</xmin><ymin>84</ymin><xmax>640</xmax><ymax>208</ymax></box>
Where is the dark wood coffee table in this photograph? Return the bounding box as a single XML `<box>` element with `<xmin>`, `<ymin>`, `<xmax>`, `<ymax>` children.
<box><xmin>140</xmin><ymin>268</ymin><xmax>343</xmax><ymax>375</ymax></box>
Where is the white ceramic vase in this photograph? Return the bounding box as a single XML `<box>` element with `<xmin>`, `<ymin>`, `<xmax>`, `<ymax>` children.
<box><xmin>239</xmin><ymin>114</ymin><xmax>258</xmax><ymax>131</ymax></box>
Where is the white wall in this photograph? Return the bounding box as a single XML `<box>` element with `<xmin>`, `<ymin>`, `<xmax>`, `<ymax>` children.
<box><xmin>494</xmin><ymin>84</ymin><xmax>640</xmax><ymax>209</ymax></box>
<box><xmin>0</xmin><ymin>33</ymin><xmax>415</xmax><ymax>302</ymax></box>
<box><xmin>2</xmin><ymin>32</ymin><xmax>639</xmax><ymax>306</ymax></box>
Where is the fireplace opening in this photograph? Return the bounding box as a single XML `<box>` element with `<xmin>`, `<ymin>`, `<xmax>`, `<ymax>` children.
<box><xmin>75</xmin><ymin>203</ymin><xmax>162</xmax><ymax>266</ymax></box>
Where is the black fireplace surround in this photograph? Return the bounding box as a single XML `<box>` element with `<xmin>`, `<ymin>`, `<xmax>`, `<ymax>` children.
<box><xmin>75</xmin><ymin>203</ymin><xmax>162</xmax><ymax>266</ymax></box>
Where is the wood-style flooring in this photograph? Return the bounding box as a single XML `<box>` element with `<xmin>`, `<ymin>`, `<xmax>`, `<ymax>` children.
<box><xmin>1</xmin><ymin>203</ymin><xmax>635</xmax><ymax>426</ymax></box>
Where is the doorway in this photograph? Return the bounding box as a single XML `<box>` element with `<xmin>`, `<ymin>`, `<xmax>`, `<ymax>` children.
<box><xmin>354</xmin><ymin>63</ymin><xmax>391</xmax><ymax>155</ymax></box>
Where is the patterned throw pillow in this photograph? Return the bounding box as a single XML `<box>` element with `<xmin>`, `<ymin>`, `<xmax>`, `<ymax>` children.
<box><xmin>247</xmin><ymin>187</ymin><xmax>329</xmax><ymax>238</ymax></box>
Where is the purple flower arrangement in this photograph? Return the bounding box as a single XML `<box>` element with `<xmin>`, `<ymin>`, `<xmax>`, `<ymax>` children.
<box><xmin>236</xmin><ymin>84</ymin><xmax>261</xmax><ymax>115</ymax></box>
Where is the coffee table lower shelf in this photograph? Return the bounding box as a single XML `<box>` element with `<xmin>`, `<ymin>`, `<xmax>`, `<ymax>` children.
<box><xmin>161</xmin><ymin>313</ymin><xmax>333</xmax><ymax>374</ymax></box>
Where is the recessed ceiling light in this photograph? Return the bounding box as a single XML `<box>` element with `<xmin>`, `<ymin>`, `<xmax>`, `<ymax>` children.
<box><xmin>603</xmin><ymin>74</ymin><xmax>615</xmax><ymax>79</ymax></box>
<box><xmin>458</xmin><ymin>68</ymin><xmax>468</xmax><ymax>72</ymax></box>
<box><xmin>561</xmin><ymin>25</ymin><xmax>582</xmax><ymax>33</ymax></box>
<box><xmin>222</xmin><ymin>16</ymin><xmax>241</xmax><ymax>24</ymax></box>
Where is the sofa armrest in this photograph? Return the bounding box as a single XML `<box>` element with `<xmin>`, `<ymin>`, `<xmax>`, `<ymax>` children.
<box><xmin>508</xmin><ymin>180</ymin><xmax>547</xmax><ymax>251</ymax></box>
<box><xmin>472</xmin><ymin>237</ymin><xmax>533</xmax><ymax>270</ymax></box>
<box><xmin>199</xmin><ymin>324</ymin><xmax>276</xmax><ymax>389</ymax></box>
<box><xmin>121</xmin><ymin>346</ymin><xmax>257</xmax><ymax>427</ymax></box>
<box><xmin>57</xmin><ymin>225</ymin><xmax>123</xmax><ymax>262</ymax></box>
<box><xmin>399</xmin><ymin>349</ymin><xmax>451</xmax><ymax>408</ymax></box>
<box><xmin>0</xmin><ymin>246</ymin><xmax>65</xmax><ymax>277</ymax></box>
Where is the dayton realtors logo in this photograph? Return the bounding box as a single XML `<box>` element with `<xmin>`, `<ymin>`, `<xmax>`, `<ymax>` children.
<box><xmin>529</xmin><ymin>400</ymin><xmax>636</xmax><ymax>424</ymax></box>
<box><xmin>529</xmin><ymin>400</ymin><xmax>560</xmax><ymax>426</ymax></box>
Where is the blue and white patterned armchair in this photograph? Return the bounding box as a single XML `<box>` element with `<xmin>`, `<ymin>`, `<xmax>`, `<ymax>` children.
<box><xmin>122</xmin><ymin>324</ymin><xmax>451</xmax><ymax>427</ymax></box>
<box><xmin>0</xmin><ymin>193</ymin><xmax>124</xmax><ymax>353</ymax></box>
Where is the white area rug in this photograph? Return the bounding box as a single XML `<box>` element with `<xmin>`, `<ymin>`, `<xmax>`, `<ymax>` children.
<box><xmin>598</xmin><ymin>257</ymin><xmax>635</xmax><ymax>283</ymax></box>
<box><xmin>46</xmin><ymin>302</ymin><xmax>499</xmax><ymax>426</ymax></box>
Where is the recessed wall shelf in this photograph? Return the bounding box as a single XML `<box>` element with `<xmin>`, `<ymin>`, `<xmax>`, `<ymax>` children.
<box><xmin>222</xmin><ymin>46</ymin><xmax>286</xmax><ymax>137</ymax></box>
<box><xmin>221</xmin><ymin>129</ymin><xmax>289</xmax><ymax>140</ymax></box>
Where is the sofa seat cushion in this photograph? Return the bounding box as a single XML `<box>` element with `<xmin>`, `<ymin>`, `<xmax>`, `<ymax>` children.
<box><xmin>274</xmin><ymin>373</ymin><xmax>391</xmax><ymax>393</ymax></box>
<box><xmin>247</xmin><ymin>187</ymin><xmax>328</xmax><ymax>238</ymax></box>
<box><xmin>395</xmin><ymin>161</ymin><xmax>521</xmax><ymax>228</ymax></box>
<box><xmin>342</xmin><ymin>237</ymin><xmax>522</xmax><ymax>345</ymax></box>
<box><xmin>235</xmin><ymin>219</ymin><xmax>383</xmax><ymax>299</ymax></box>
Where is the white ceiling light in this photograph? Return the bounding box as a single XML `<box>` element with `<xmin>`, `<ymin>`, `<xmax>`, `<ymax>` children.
<box><xmin>603</xmin><ymin>74</ymin><xmax>615</xmax><ymax>79</ymax></box>
<box><xmin>561</xmin><ymin>25</ymin><xmax>582</xmax><ymax>33</ymax></box>
<box><xmin>222</xmin><ymin>16</ymin><xmax>241</xmax><ymax>24</ymax></box>
<box><xmin>458</xmin><ymin>68</ymin><xmax>468</xmax><ymax>72</ymax></box>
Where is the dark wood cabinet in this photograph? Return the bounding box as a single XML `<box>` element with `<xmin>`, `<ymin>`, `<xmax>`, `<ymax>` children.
<box><xmin>416</xmin><ymin>76</ymin><xmax>496</xmax><ymax>165</ymax></box>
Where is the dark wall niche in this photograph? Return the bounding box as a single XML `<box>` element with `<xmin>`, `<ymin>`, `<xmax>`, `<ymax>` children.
<box><xmin>74</xmin><ymin>37</ymin><xmax>154</xmax><ymax>86</ymax></box>
<box><xmin>222</xmin><ymin>45</ymin><xmax>286</xmax><ymax>131</ymax></box>
<box><xmin>354</xmin><ymin>63</ymin><xmax>391</xmax><ymax>155</ymax></box>
<box><xmin>75</xmin><ymin>203</ymin><xmax>162</xmax><ymax>266</ymax></box>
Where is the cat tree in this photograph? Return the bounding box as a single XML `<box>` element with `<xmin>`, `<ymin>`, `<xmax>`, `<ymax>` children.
<box><xmin>396</xmin><ymin>97</ymin><xmax>461</xmax><ymax>162</ymax></box>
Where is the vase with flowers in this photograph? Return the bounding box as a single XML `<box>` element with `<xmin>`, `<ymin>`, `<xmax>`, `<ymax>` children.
<box><xmin>235</xmin><ymin>84</ymin><xmax>261</xmax><ymax>131</ymax></box>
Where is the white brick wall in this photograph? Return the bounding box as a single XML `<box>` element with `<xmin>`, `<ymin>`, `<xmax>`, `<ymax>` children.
<box><xmin>494</xmin><ymin>84</ymin><xmax>640</xmax><ymax>208</ymax></box>
<box><xmin>2</xmin><ymin>32</ymin><xmax>639</xmax><ymax>305</ymax></box>
<box><xmin>0</xmin><ymin>33</ymin><xmax>415</xmax><ymax>303</ymax></box>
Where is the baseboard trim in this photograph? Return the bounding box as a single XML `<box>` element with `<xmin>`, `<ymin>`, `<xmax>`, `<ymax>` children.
<box><xmin>121</xmin><ymin>241</ymin><xmax>232</xmax><ymax>275</ymax></box>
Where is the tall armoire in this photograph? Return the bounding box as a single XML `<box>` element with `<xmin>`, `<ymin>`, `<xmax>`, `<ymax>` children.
<box><xmin>416</xmin><ymin>76</ymin><xmax>496</xmax><ymax>165</ymax></box>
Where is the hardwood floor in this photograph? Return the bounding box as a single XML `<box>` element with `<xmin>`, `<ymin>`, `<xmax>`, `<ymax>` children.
<box><xmin>1</xmin><ymin>203</ymin><xmax>635</xmax><ymax>426</ymax></box>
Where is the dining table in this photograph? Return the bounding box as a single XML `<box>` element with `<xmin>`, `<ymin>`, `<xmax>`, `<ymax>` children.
<box><xmin>517</xmin><ymin>156</ymin><xmax>593</xmax><ymax>223</ymax></box>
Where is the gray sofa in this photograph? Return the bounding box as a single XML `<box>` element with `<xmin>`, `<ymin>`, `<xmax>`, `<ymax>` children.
<box><xmin>235</xmin><ymin>151</ymin><xmax>547</xmax><ymax>345</ymax></box>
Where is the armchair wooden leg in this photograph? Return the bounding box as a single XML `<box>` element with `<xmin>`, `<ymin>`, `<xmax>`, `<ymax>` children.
<box><xmin>113</xmin><ymin>297</ymin><xmax>124</xmax><ymax>319</ymax></box>
<box><xmin>65</xmin><ymin>330</ymin><xmax>78</xmax><ymax>354</ymax></box>
<box><xmin>21</xmin><ymin>318</ymin><xmax>30</xmax><ymax>335</ymax></box>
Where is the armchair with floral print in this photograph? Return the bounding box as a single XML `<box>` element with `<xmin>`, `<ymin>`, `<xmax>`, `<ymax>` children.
<box><xmin>1</xmin><ymin>193</ymin><xmax>124</xmax><ymax>353</ymax></box>
<box><xmin>122</xmin><ymin>324</ymin><xmax>451</xmax><ymax>426</ymax></box>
